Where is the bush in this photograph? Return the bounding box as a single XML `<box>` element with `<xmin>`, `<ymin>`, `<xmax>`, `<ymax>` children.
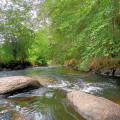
<box><xmin>78</xmin><ymin>59</ymin><xmax>90</xmax><ymax>72</ymax></box>
<box><xmin>36</xmin><ymin>56</ymin><xmax>48</xmax><ymax>66</ymax></box>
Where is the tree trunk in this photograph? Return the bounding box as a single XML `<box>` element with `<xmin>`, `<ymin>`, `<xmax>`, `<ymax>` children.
<box><xmin>112</xmin><ymin>0</ymin><xmax>119</xmax><ymax>26</ymax></box>
<box><xmin>110</xmin><ymin>0</ymin><xmax>119</xmax><ymax>57</ymax></box>
<box><xmin>20</xmin><ymin>40</ymin><xmax>24</xmax><ymax>63</ymax></box>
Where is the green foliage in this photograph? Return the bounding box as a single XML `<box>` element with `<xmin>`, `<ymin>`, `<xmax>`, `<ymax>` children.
<box><xmin>78</xmin><ymin>59</ymin><xmax>90</xmax><ymax>72</ymax></box>
<box><xmin>39</xmin><ymin>0</ymin><xmax>120</xmax><ymax>63</ymax></box>
<box><xmin>28</xmin><ymin>29</ymin><xmax>50</xmax><ymax>63</ymax></box>
<box><xmin>0</xmin><ymin>0</ymin><xmax>35</xmax><ymax>63</ymax></box>
<box><xmin>36</xmin><ymin>56</ymin><xmax>47</xmax><ymax>66</ymax></box>
<box><xmin>0</xmin><ymin>0</ymin><xmax>120</xmax><ymax>67</ymax></box>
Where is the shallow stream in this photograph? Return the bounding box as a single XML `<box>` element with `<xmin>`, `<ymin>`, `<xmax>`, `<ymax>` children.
<box><xmin>0</xmin><ymin>66</ymin><xmax>120</xmax><ymax>120</ymax></box>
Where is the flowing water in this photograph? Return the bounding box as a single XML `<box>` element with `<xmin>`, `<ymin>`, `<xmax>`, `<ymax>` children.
<box><xmin>0</xmin><ymin>66</ymin><xmax>120</xmax><ymax>120</ymax></box>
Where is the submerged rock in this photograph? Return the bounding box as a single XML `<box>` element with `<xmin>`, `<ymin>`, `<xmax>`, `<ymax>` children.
<box><xmin>67</xmin><ymin>91</ymin><xmax>120</xmax><ymax>120</ymax></box>
<box><xmin>35</xmin><ymin>76</ymin><xmax>55</xmax><ymax>87</ymax></box>
<box><xmin>0</xmin><ymin>76</ymin><xmax>41</xmax><ymax>95</ymax></box>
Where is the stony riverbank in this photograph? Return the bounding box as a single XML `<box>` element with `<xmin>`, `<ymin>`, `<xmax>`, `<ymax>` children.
<box><xmin>64</xmin><ymin>57</ymin><xmax>120</xmax><ymax>77</ymax></box>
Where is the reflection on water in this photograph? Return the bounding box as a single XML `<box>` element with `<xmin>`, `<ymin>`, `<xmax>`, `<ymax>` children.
<box><xmin>0</xmin><ymin>66</ymin><xmax>120</xmax><ymax>120</ymax></box>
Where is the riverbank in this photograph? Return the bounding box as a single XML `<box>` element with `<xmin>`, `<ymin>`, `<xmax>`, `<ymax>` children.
<box><xmin>64</xmin><ymin>57</ymin><xmax>120</xmax><ymax>77</ymax></box>
<box><xmin>0</xmin><ymin>61</ymin><xmax>32</xmax><ymax>70</ymax></box>
<box><xmin>0</xmin><ymin>59</ymin><xmax>48</xmax><ymax>70</ymax></box>
<box><xmin>0</xmin><ymin>58</ymin><xmax>120</xmax><ymax>77</ymax></box>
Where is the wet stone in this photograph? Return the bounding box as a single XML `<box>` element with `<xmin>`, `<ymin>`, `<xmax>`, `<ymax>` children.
<box><xmin>67</xmin><ymin>91</ymin><xmax>120</xmax><ymax>120</ymax></box>
<box><xmin>0</xmin><ymin>76</ymin><xmax>41</xmax><ymax>95</ymax></box>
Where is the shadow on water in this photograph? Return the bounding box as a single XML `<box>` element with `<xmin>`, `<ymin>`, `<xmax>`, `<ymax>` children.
<box><xmin>0</xmin><ymin>66</ymin><xmax>120</xmax><ymax>120</ymax></box>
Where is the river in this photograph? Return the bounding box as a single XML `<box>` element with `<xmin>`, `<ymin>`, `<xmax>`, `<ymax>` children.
<box><xmin>0</xmin><ymin>66</ymin><xmax>120</xmax><ymax>120</ymax></box>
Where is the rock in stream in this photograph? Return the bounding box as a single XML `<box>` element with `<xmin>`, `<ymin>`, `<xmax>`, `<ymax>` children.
<box><xmin>67</xmin><ymin>91</ymin><xmax>120</xmax><ymax>120</ymax></box>
<box><xmin>0</xmin><ymin>76</ymin><xmax>41</xmax><ymax>95</ymax></box>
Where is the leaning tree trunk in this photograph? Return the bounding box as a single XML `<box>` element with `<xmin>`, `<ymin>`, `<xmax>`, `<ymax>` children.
<box><xmin>111</xmin><ymin>0</ymin><xmax>119</xmax><ymax>34</ymax></box>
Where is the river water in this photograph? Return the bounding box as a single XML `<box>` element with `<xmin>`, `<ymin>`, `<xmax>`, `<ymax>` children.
<box><xmin>0</xmin><ymin>66</ymin><xmax>120</xmax><ymax>120</ymax></box>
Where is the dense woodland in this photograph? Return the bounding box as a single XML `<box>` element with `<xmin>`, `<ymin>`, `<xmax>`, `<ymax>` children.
<box><xmin>0</xmin><ymin>0</ymin><xmax>120</xmax><ymax>71</ymax></box>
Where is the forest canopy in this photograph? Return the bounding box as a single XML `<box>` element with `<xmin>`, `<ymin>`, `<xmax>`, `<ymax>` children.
<box><xmin>0</xmin><ymin>0</ymin><xmax>120</xmax><ymax>69</ymax></box>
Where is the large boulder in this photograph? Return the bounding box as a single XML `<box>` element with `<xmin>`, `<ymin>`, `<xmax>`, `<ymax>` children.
<box><xmin>67</xmin><ymin>91</ymin><xmax>120</xmax><ymax>120</ymax></box>
<box><xmin>0</xmin><ymin>76</ymin><xmax>41</xmax><ymax>95</ymax></box>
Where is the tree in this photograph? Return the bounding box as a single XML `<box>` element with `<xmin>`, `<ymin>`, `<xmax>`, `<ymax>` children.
<box><xmin>39</xmin><ymin>0</ymin><xmax>120</xmax><ymax>62</ymax></box>
<box><xmin>0</xmin><ymin>0</ymin><xmax>35</xmax><ymax>63</ymax></box>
